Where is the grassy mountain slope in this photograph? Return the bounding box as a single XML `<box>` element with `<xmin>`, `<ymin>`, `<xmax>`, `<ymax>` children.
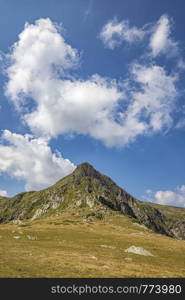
<box><xmin>0</xmin><ymin>211</ymin><xmax>185</xmax><ymax>277</ymax></box>
<box><xmin>0</xmin><ymin>162</ymin><xmax>185</xmax><ymax>240</ymax></box>
<box><xmin>1</xmin><ymin>162</ymin><xmax>185</xmax><ymax>277</ymax></box>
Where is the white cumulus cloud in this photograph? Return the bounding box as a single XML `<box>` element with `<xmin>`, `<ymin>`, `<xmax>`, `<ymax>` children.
<box><xmin>99</xmin><ymin>18</ymin><xmax>145</xmax><ymax>49</ymax></box>
<box><xmin>5</xmin><ymin>18</ymin><xmax>126</xmax><ymax>146</ymax></box>
<box><xmin>23</xmin><ymin>75</ymin><xmax>124</xmax><ymax>143</ymax></box>
<box><xmin>100</xmin><ymin>15</ymin><xmax>179</xmax><ymax>59</ymax></box>
<box><xmin>0</xmin><ymin>189</ymin><xmax>8</xmax><ymax>197</ymax></box>
<box><xmin>130</xmin><ymin>63</ymin><xmax>177</xmax><ymax>132</ymax></box>
<box><xmin>149</xmin><ymin>14</ymin><xmax>178</xmax><ymax>57</ymax></box>
<box><xmin>4</xmin><ymin>18</ymin><xmax>179</xmax><ymax>147</ymax></box>
<box><xmin>155</xmin><ymin>185</ymin><xmax>185</xmax><ymax>207</ymax></box>
<box><xmin>0</xmin><ymin>130</ymin><xmax>75</xmax><ymax>191</ymax></box>
<box><xmin>5</xmin><ymin>18</ymin><xmax>79</xmax><ymax>105</ymax></box>
<box><xmin>144</xmin><ymin>185</ymin><xmax>185</xmax><ymax>207</ymax></box>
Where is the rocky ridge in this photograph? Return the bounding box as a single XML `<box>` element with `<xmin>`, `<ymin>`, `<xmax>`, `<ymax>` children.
<box><xmin>0</xmin><ymin>162</ymin><xmax>185</xmax><ymax>239</ymax></box>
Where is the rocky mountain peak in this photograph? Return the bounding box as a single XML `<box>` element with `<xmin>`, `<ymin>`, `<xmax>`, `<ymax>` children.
<box><xmin>73</xmin><ymin>162</ymin><xmax>102</xmax><ymax>179</ymax></box>
<box><xmin>0</xmin><ymin>162</ymin><xmax>185</xmax><ymax>240</ymax></box>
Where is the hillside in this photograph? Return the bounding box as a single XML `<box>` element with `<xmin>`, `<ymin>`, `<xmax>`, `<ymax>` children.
<box><xmin>0</xmin><ymin>210</ymin><xmax>185</xmax><ymax>277</ymax></box>
<box><xmin>1</xmin><ymin>162</ymin><xmax>185</xmax><ymax>277</ymax></box>
<box><xmin>0</xmin><ymin>162</ymin><xmax>185</xmax><ymax>240</ymax></box>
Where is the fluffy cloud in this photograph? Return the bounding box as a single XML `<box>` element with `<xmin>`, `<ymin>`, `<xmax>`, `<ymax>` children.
<box><xmin>92</xmin><ymin>63</ymin><xmax>178</xmax><ymax>146</ymax></box>
<box><xmin>5</xmin><ymin>18</ymin><xmax>79</xmax><ymax>105</ymax></box>
<box><xmin>5</xmin><ymin>18</ymin><xmax>126</xmax><ymax>146</ymax></box>
<box><xmin>130</xmin><ymin>64</ymin><xmax>177</xmax><ymax>132</ymax></box>
<box><xmin>0</xmin><ymin>130</ymin><xmax>75</xmax><ymax>191</ymax></box>
<box><xmin>23</xmin><ymin>75</ymin><xmax>124</xmax><ymax>142</ymax></box>
<box><xmin>25</xmin><ymin>63</ymin><xmax>178</xmax><ymax>146</ymax></box>
<box><xmin>99</xmin><ymin>18</ymin><xmax>145</xmax><ymax>49</ymax></box>
<box><xmin>149</xmin><ymin>15</ymin><xmax>178</xmax><ymax>57</ymax></box>
<box><xmin>0</xmin><ymin>189</ymin><xmax>8</xmax><ymax>197</ymax></box>
<box><xmin>144</xmin><ymin>185</ymin><xmax>185</xmax><ymax>207</ymax></box>
<box><xmin>155</xmin><ymin>189</ymin><xmax>185</xmax><ymax>207</ymax></box>
<box><xmin>100</xmin><ymin>15</ymin><xmax>179</xmax><ymax>59</ymax></box>
<box><xmin>4</xmin><ymin>18</ymin><xmax>179</xmax><ymax>147</ymax></box>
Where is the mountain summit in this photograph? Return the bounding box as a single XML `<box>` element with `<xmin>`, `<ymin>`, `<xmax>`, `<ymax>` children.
<box><xmin>0</xmin><ymin>162</ymin><xmax>185</xmax><ymax>239</ymax></box>
<box><xmin>73</xmin><ymin>162</ymin><xmax>99</xmax><ymax>177</ymax></box>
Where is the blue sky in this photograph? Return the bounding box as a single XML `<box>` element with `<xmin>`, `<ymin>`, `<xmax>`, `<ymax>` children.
<box><xmin>0</xmin><ymin>0</ymin><xmax>185</xmax><ymax>207</ymax></box>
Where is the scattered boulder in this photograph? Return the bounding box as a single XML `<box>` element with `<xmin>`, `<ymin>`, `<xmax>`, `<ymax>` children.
<box><xmin>102</xmin><ymin>265</ymin><xmax>109</xmax><ymax>269</ymax></box>
<box><xmin>124</xmin><ymin>257</ymin><xmax>133</xmax><ymax>262</ymax></box>
<box><xmin>90</xmin><ymin>256</ymin><xmax>98</xmax><ymax>260</ymax></box>
<box><xmin>100</xmin><ymin>244</ymin><xmax>116</xmax><ymax>249</ymax></box>
<box><xmin>27</xmin><ymin>235</ymin><xmax>37</xmax><ymax>240</ymax></box>
<box><xmin>124</xmin><ymin>245</ymin><xmax>153</xmax><ymax>256</ymax></box>
<box><xmin>13</xmin><ymin>236</ymin><xmax>20</xmax><ymax>239</ymax></box>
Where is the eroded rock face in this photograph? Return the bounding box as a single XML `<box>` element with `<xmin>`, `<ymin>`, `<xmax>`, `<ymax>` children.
<box><xmin>12</xmin><ymin>219</ymin><xmax>24</xmax><ymax>226</ymax></box>
<box><xmin>128</xmin><ymin>203</ymin><xmax>173</xmax><ymax>237</ymax></box>
<box><xmin>31</xmin><ymin>202</ymin><xmax>61</xmax><ymax>221</ymax></box>
<box><xmin>0</xmin><ymin>162</ymin><xmax>185</xmax><ymax>240</ymax></box>
<box><xmin>171</xmin><ymin>221</ymin><xmax>185</xmax><ymax>240</ymax></box>
<box><xmin>86</xmin><ymin>196</ymin><xmax>95</xmax><ymax>208</ymax></box>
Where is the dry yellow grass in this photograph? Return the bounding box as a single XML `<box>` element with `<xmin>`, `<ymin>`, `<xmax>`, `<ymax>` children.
<box><xmin>0</xmin><ymin>212</ymin><xmax>185</xmax><ymax>277</ymax></box>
